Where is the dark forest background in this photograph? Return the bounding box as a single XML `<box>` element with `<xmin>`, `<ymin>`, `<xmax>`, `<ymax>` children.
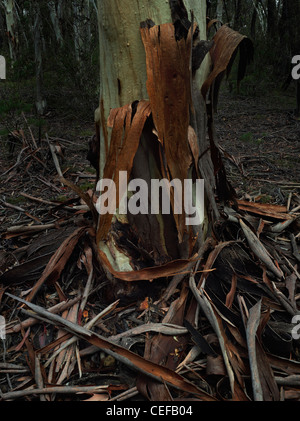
<box><xmin>0</xmin><ymin>0</ymin><xmax>299</xmax><ymax>128</ymax></box>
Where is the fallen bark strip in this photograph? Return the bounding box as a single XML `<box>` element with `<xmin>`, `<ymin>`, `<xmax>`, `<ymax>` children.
<box><xmin>245</xmin><ymin>300</ymin><xmax>264</xmax><ymax>401</ymax></box>
<box><xmin>25</xmin><ymin>227</ymin><xmax>91</xmax><ymax>303</ymax></box>
<box><xmin>240</xmin><ymin>218</ymin><xmax>283</xmax><ymax>278</ymax></box>
<box><xmin>6</xmin><ymin>293</ymin><xmax>91</xmax><ymax>337</ymax></box>
<box><xmin>275</xmin><ymin>375</ymin><xmax>300</xmax><ymax>387</ymax></box>
<box><xmin>46</xmin><ymin>134</ymin><xmax>63</xmax><ymax>179</ymax></box>
<box><xmin>5</xmin><ymin>220</ymin><xmax>70</xmax><ymax>234</ymax></box>
<box><xmin>44</xmin><ymin>300</ymin><xmax>119</xmax><ymax>368</ymax></box>
<box><xmin>6</xmin><ymin>293</ymin><xmax>217</xmax><ymax>401</ymax></box>
<box><xmin>8</xmin><ymin>296</ymin><xmax>82</xmax><ymax>333</ymax></box>
<box><xmin>290</xmin><ymin>234</ymin><xmax>300</xmax><ymax>264</ymax></box>
<box><xmin>108</xmin><ymin>386</ymin><xmax>139</xmax><ymax>402</ymax></box>
<box><xmin>189</xmin><ymin>275</ymin><xmax>235</xmax><ymax>397</ymax></box>
<box><xmin>110</xmin><ymin>323</ymin><xmax>188</xmax><ymax>342</ymax></box>
<box><xmin>0</xmin><ymin>385</ymin><xmax>109</xmax><ymax>401</ymax></box>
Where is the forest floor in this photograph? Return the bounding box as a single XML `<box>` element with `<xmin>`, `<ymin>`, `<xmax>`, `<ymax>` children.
<box><xmin>216</xmin><ymin>88</ymin><xmax>300</xmax><ymax>204</ymax></box>
<box><xmin>0</xmin><ymin>87</ymin><xmax>299</xmax><ymax>233</ymax></box>
<box><xmin>0</xmin><ymin>87</ymin><xmax>300</xmax><ymax>401</ymax></box>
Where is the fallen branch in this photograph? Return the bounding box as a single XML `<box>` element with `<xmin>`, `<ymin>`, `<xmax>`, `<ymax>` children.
<box><xmin>46</xmin><ymin>134</ymin><xmax>63</xmax><ymax>179</ymax></box>
<box><xmin>0</xmin><ymin>385</ymin><xmax>109</xmax><ymax>401</ymax></box>
<box><xmin>108</xmin><ymin>387</ymin><xmax>139</xmax><ymax>402</ymax></box>
<box><xmin>20</xmin><ymin>192</ymin><xmax>62</xmax><ymax>207</ymax></box>
<box><xmin>0</xmin><ymin>199</ymin><xmax>26</xmax><ymax>213</ymax></box>
<box><xmin>4</xmin><ymin>220</ymin><xmax>71</xmax><ymax>235</ymax></box>
<box><xmin>44</xmin><ymin>299</ymin><xmax>119</xmax><ymax>368</ymax></box>
<box><xmin>240</xmin><ymin>218</ymin><xmax>283</xmax><ymax>278</ymax></box>
<box><xmin>290</xmin><ymin>234</ymin><xmax>300</xmax><ymax>264</ymax></box>
<box><xmin>8</xmin><ymin>296</ymin><xmax>82</xmax><ymax>333</ymax></box>
<box><xmin>0</xmin><ymin>147</ymin><xmax>30</xmax><ymax>177</ymax></box>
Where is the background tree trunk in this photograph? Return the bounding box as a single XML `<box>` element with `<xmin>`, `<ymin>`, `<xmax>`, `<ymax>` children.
<box><xmin>48</xmin><ymin>1</ymin><xmax>63</xmax><ymax>45</ymax></box>
<box><xmin>216</xmin><ymin>0</ymin><xmax>223</xmax><ymax>24</ymax></box>
<box><xmin>233</xmin><ymin>0</ymin><xmax>242</xmax><ymax>30</ymax></box>
<box><xmin>267</xmin><ymin>0</ymin><xmax>277</xmax><ymax>39</ymax></box>
<box><xmin>279</xmin><ymin>0</ymin><xmax>300</xmax><ymax>116</ymax></box>
<box><xmin>34</xmin><ymin>4</ymin><xmax>46</xmax><ymax>115</ymax></box>
<box><xmin>3</xmin><ymin>0</ymin><xmax>17</xmax><ymax>61</ymax></box>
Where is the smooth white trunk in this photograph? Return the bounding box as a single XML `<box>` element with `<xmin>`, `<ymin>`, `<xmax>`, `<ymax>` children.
<box><xmin>216</xmin><ymin>0</ymin><xmax>223</xmax><ymax>23</ymax></box>
<box><xmin>3</xmin><ymin>0</ymin><xmax>17</xmax><ymax>61</ymax></box>
<box><xmin>48</xmin><ymin>1</ymin><xmax>63</xmax><ymax>45</ymax></box>
<box><xmin>73</xmin><ymin>0</ymin><xmax>91</xmax><ymax>62</ymax></box>
<box><xmin>34</xmin><ymin>6</ymin><xmax>46</xmax><ymax>115</ymax></box>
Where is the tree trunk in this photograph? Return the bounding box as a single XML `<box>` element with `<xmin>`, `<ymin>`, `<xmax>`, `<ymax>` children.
<box><xmin>34</xmin><ymin>4</ymin><xmax>46</xmax><ymax>115</ymax></box>
<box><xmin>216</xmin><ymin>0</ymin><xmax>223</xmax><ymax>24</ymax></box>
<box><xmin>96</xmin><ymin>0</ymin><xmax>252</xmax><ymax>401</ymax></box>
<box><xmin>48</xmin><ymin>1</ymin><xmax>63</xmax><ymax>45</ymax></box>
<box><xmin>96</xmin><ymin>0</ymin><xmax>216</xmax><ymax>271</ymax></box>
<box><xmin>73</xmin><ymin>0</ymin><xmax>91</xmax><ymax>61</ymax></box>
<box><xmin>250</xmin><ymin>0</ymin><xmax>258</xmax><ymax>40</ymax></box>
<box><xmin>279</xmin><ymin>0</ymin><xmax>300</xmax><ymax>116</ymax></box>
<box><xmin>95</xmin><ymin>0</ymin><xmax>255</xmax><ymax>278</ymax></box>
<box><xmin>3</xmin><ymin>0</ymin><xmax>17</xmax><ymax>61</ymax></box>
<box><xmin>95</xmin><ymin>0</ymin><xmax>251</xmax><ymax>280</ymax></box>
<box><xmin>0</xmin><ymin>54</ymin><xmax>5</xmax><ymax>79</ymax></box>
<box><xmin>267</xmin><ymin>0</ymin><xmax>277</xmax><ymax>39</ymax></box>
<box><xmin>97</xmin><ymin>0</ymin><xmax>208</xmax><ymax>179</ymax></box>
<box><xmin>233</xmin><ymin>0</ymin><xmax>242</xmax><ymax>30</ymax></box>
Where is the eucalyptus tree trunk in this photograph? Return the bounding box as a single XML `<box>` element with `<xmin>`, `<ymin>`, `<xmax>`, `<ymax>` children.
<box><xmin>95</xmin><ymin>0</ymin><xmax>246</xmax><ymax>280</ymax></box>
<box><xmin>34</xmin><ymin>4</ymin><xmax>46</xmax><ymax>115</ymax></box>
<box><xmin>216</xmin><ymin>0</ymin><xmax>223</xmax><ymax>24</ymax></box>
<box><xmin>279</xmin><ymin>0</ymin><xmax>300</xmax><ymax>116</ymax></box>
<box><xmin>73</xmin><ymin>0</ymin><xmax>91</xmax><ymax>61</ymax></box>
<box><xmin>250</xmin><ymin>0</ymin><xmax>258</xmax><ymax>40</ymax></box>
<box><xmin>48</xmin><ymin>1</ymin><xmax>63</xmax><ymax>45</ymax></box>
<box><xmin>3</xmin><ymin>0</ymin><xmax>17</xmax><ymax>61</ymax></box>
<box><xmin>267</xmin><ymin>0</ymin><xmax>277</xmax><ymax>39</ymax></box>
<box><xmin>95</xmin><ymin>1</ymin><xmax>252</xmax><ymax>401</ymax></box>
<box><xmin>97</xmin><ymin>0</ymin><xmax>208</xmax><ymax>186</ymax></box>
<box><xmin>233</xmin><ymin>0</ymin><xmax>242</xmax><ymax>30</ymax></box>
